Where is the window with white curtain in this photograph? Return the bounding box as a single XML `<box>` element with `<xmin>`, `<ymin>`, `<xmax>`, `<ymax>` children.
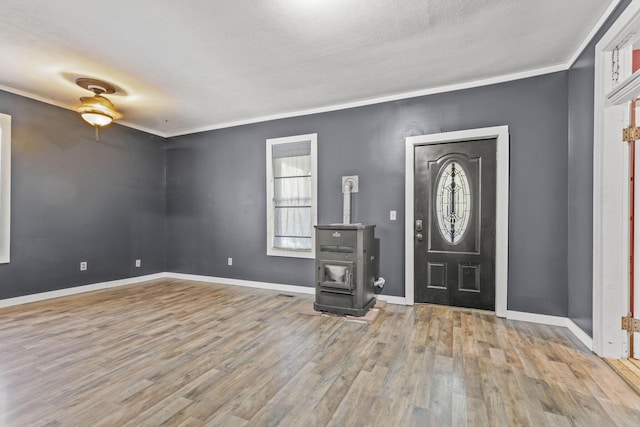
<box><xmin>0</xmin><ymin>113</ymin><xmax>11</xmax><ymax>264</ymax></box>
<box><xmin>266</xmin><ymin>133</ymin><xmax>317</xmax><ymax>258</ymax></box>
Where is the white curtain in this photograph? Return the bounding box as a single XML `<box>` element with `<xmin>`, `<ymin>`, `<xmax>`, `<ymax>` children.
<box><xmin>272</xmin><ymin>142</ymin><xmax>312</xmax><ymax>250</ymax></box>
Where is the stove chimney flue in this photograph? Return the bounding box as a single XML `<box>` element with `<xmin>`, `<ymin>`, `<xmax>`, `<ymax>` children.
<box><xmin>341</xmin><ymin>175</ymin><xmax>359</xmax><ymax>224</ymax></box>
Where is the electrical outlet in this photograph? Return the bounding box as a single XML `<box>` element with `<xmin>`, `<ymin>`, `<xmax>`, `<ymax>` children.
<box><xmin>135</xmin><ymin>259</ymin><xmax>141</xmax><ymax>268</ymax></box>
<box><xmin>390</xmin><ymin>210</ymin><xmax>397</xmax><ymax>221</ymax></box>
<box><xmin>80</xmin><ymin>261</ymin><xmax>87</xmax><ymax>271</ymax></box>
<box><xmin>228</xmin><ymin>257</ymin><xmax>233</xmax><ymax>266</ymax></box>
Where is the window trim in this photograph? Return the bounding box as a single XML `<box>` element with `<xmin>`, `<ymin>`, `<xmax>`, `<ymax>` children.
<box><xmin>266</xmin><ymin>133</ymin><xmax>317</xmax><ymax>259</ymax></box>
<box><xmin>0</xmin><ymin>113</ymin><xmax>11</xmax><ymax>264</ymax></box>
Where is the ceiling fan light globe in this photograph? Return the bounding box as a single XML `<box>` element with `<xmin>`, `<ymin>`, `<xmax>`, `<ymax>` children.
<box><xmin>77</xmin><ymin>94</ymin><xmax>118</xmax><ymax>127</ymax></box>
<box><xmin>81</xmin><ymin>112</ymin><xmax>113</xmax><ymax>127</ymax></box>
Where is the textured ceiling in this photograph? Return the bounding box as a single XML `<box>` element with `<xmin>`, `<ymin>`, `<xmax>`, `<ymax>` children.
<box><xmin>0</xmin><ymin>0</ymin><xmax>617</xmax><ymax>137</ymax></box>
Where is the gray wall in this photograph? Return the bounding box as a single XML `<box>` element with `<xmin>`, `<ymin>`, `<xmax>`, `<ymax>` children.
<box><xmin>568</xmin><ymin>0</ymin><xmax>632</xmax><ymax>336</ymax></box>
<box><xmin>0</xmin><ymin>90</ymin><xmax>166</xmax><ymax>300</ymax></box>
<box><xmin>166</xmin><ymin>72</ymin><xmax>570</xmax><ymax>317</ymax></box>
<box><xmin>6</xmin><ymin>18</ymin><xmax>615</xmax><ymax>323</ymax></box>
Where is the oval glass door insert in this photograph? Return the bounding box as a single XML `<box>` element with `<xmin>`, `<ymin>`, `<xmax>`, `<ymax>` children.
<box><xmin>435</xmin><ymin>161</ymin><xmax>471</xmax><ymax>244</ymax></box>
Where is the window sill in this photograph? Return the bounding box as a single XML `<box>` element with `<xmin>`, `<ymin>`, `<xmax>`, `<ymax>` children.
<box><xmin>267</xmin><ymin>248</ymin><xmax>315</xmax><ymax>259</ymax></box>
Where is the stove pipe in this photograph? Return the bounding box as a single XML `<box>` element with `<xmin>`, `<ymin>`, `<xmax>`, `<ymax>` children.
<box><xmin>343</xmin><ymin>179</ymin><xmax>354</xmax><ymax>224</ymax></box>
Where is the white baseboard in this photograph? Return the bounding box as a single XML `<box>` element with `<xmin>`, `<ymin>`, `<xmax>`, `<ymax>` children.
<box><xmin>165</xmin><ymin>272</ymin><xmax>408</xmax><ymax>305</ymax></box>
<box><xmin>165</xmin><ymin>272</ymin><xmax>316</xmax><ymax>295</ymax></box>
<box><xmin>507</xmin><ymin>310</ymin><xmax>593</xmax><ymax>350</ymax></box>
<box><xmin>377</xmin><ymin>295</ymin><xmax>407</xmax><ymax>305</ymax></box>
<box><xmin>0</xmin><ymin>271</ymin><xmax>406</xmax><ymax>309</ymax></box>
<box><xmin>0</xmin><ymin>272</ymin><xmax>594</xmax><ymax>351</ymax></box>
<box><xmin>0</xmin><ymin>273</ymin><xmax>168</xmax><ymax>308</ymax></box>
<box><xmin>506</xmin><ymin>310</ymin><xmax>568</xmax><ymax>327</ymax></box>
<box><xmin>566</xmin><ymin>319</ymin><xmax>594</xmax><ymax>350</ymax></box>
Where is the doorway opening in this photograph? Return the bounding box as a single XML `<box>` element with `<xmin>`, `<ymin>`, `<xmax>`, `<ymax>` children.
<box><xmin>593</xmin><ymin>1</ymin><xmax>640</xmax><ymax>359</ymax></box>
<box><xmin>405</xmin><ymin>126</ymin><xmax>510</xmax><ymax>316</ymax></box>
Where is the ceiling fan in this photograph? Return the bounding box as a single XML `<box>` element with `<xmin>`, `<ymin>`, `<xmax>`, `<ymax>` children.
<box><xmin>76</xmin><ymin>77</ymin><xmax>121</xmax><ymax>140</ymax></box>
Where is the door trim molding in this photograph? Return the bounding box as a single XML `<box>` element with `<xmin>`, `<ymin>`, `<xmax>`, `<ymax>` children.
<box><xmin>405</xmin><ymin>126</ymin><xmax>510</xmax><ymax>317</ymax></box>
<box><xmin>593</xmin><ymin>0</ymin><xmax>640</xmax><ymax>358</ymax></box>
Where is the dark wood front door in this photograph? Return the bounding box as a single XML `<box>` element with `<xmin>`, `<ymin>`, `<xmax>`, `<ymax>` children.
<box><xmin>414</xmin><ymin>139</ymin><xmax>496</xmax><ymax>310</ymax></box>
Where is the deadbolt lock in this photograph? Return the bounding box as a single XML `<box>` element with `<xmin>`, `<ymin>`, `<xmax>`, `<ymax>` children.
<box><xmin>415</xmin><ymin>220</ymin><xmax>423</xmax><ymax>232</ymax></box>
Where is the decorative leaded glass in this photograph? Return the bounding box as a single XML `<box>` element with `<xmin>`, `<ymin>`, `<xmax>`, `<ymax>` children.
<box><xmin>435</xmin><ymin>161</ymin><xmax>471</xmax><ymax>244</ymax></box>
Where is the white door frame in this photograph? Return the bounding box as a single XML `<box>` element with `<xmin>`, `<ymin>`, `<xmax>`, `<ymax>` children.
<box><xmin>593</xmin><ymin>0</ymin><xmax>640</xmax><ymax>358</ymax></box>
<box><xmin>405</xmin><ymin>126</ymin><xmax>510</xmax><ymax>317</ymax></box>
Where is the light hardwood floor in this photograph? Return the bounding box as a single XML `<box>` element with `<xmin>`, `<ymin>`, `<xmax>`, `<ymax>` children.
<box><xmin>1</xmin><ymin>278</ymin><xmax>640</xmax><ymax>426</ymax></box>
<box><xmin>606</xmin><ymin>358</ymin><xmax>640</xmax><ymax>398</ymax></box>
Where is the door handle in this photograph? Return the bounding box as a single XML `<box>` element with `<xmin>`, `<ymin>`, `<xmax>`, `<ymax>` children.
<box><xmin>415</xmin><ymin>220</ymin><xmax>423</xmax><ymax>232</ymax></box>
<box><xmin>415</xmin><ymin>233</ymin><xmax>423</xmax><ymax>242</ymax></box>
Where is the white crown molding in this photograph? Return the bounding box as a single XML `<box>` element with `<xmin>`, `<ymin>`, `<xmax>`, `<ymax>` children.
<box><xmin>0</xmin><ymin>83</ymin><xmax>170</xmax><ymax>139</ymax></box>
<box><xmin>166</xmin><ymin>64</ymin><xmax>566</xmax><ymax>138</ymax></box>
<box><xmin>0</xmin><ymin>1</ymin><xmax>621</xmax><ymax>140</ymax></box>
<box><xmin>567</xmin><ymin>0</ymin><xmax>622</xmax><ymax>67</ymax></box>
<box><xmin>112</xmin><ymin>120</ymin><xmax>170</xmax><ymax>139</ymax></box>
<box><xmin>0</xmin><ymin>63</ymin><xmax>567</xmax><ymax>139</ymax></box>
<box><xmin>0</xmin><ymin>83</ymin><xmax>73</xmax><ymax>111</ymax></box>
<box><xmin>0</xmin><ymin>272</ymin><xmax>167</xmax><ymax>308</ymax></box>
<box><xmin>185</xmin><ymin>0</ymin><xmax>621</xmax><ymax>139</ymax></box>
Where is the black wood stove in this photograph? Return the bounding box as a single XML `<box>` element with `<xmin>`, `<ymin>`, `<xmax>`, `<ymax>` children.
<box><xmin>314</xmin><ymin>224</ymin><xmax>383</xmax><ymax>317</ymax></box>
